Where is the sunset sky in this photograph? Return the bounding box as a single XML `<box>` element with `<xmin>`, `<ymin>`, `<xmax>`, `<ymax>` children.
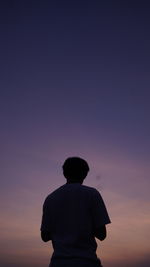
<box><xmin>1</xmin><ymin>1</ymin><xmax>150</xmax><ymax>267</ymax></box>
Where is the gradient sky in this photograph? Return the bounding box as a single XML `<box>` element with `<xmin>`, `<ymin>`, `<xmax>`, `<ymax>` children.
<box><xmin>1</xmin><ymin>1</ymin><xmax>150</xmax><ymax>267</ymax></box>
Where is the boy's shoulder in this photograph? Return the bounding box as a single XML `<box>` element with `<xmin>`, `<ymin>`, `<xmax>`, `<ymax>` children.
<box><xmin>82</xmin><ymin>184</ymin><xmax>99</xmax><ymax>192</ymax></box>
<box><xmin>81</xmin><ymin>184</ymin><xmax>100</xmax><ymax>195</ymax></box>
<box><xmin>44</xmin><ymin>184</ymin><xmax>100</xmax><ymax>204</ymax></box>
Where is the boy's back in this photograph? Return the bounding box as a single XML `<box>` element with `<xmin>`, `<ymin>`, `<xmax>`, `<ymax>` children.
<box><xmin>41</xmin><ymin>183</ymin><xmax>111</xmax><ymax>267</ymax></box>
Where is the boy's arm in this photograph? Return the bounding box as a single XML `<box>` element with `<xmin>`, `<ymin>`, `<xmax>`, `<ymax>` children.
<box><xmin>91</xmin><ymin>189</ymin><xmax>111</xmax><ymax>241</ymax></box>
<box><xmin>40</xmin><ymin>198</ymin><xmax>51</xmax><ymax>242</ymax></box>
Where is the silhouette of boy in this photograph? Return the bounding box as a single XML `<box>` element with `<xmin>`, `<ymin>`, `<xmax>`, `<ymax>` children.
<box><xmin>41</xmin><ymin>157</ymin><xmax>111</xmax><ymax>267</ymax></box>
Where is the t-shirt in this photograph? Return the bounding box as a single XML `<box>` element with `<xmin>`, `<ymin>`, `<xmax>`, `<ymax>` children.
<box><xmin>41</xmin><ymin>183</ymin><xmax>111</xmax><ymax>266</ymax></box>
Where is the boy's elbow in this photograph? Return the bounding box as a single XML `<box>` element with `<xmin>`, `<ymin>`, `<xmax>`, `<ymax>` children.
<box><xmin>41</xmin><ymin>230</ymin><xmax>51</xmax><ymax>242</ymax></box>
<box><xmin>41</xmin><ymin>236</ymin><xmax>49</xmax><ymax>242</ymax></box>
<box><xmin>99</xmin><ymin>232</ymin><xmax>106</xmax><ymax>241</ymax></box>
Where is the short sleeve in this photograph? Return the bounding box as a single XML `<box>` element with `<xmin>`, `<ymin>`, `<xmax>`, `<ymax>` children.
<box><xmin>40</xmin><ymin>198</ymin><xmax>51</xmax><ymax>232</ymax></box>
<box><xmin>91</xmin><ymin>189</ymin><xmax>111</xmax><ymax>229</ymax></box>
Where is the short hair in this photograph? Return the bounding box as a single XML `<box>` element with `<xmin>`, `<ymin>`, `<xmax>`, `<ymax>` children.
<box><xmin>62</xmin><ymin>157</ymin><xmax>90</xmax><ymax>181</ymax></box>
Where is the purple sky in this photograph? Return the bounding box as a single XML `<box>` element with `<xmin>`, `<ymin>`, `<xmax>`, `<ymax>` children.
<box><xmin>1</xmin><ymin>1</ymin><xmax>150</xmax><ymax>266</ymax></box>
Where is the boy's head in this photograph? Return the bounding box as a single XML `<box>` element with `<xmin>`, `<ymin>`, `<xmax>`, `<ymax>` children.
<box><xmin>62</xmin><ymin>157</ymin><xmax>90</xmax><ymax>183</ymax></box>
